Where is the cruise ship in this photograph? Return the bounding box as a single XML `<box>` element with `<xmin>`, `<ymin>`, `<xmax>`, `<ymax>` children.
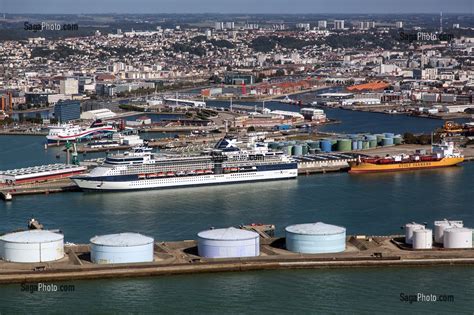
<box><xmin>71</xmin><ymin>138</ymin><xmax>298</xmax><ymax>191</ymax></box>
<box><xmin>349</xmin><ymin>142</ymin><xmax>464</xmax><ymax>173</ymax></box>
<box><xmin>46</xmin><ymin>120</ymin><xmax>116</xmax><ymax>144</ymax></box>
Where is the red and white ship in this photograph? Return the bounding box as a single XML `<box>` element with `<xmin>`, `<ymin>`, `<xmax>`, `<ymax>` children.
<box><xmin>46</xmin><ymin>120</ymin><xmax>116</xmax><ymax>144</ymax></box>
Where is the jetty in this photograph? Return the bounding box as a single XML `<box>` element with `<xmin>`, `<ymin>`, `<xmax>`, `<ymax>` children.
<box><xmin>2</xmin><ymin>235</ymin><xmax>474</xmax><ymax>284</ymax></box>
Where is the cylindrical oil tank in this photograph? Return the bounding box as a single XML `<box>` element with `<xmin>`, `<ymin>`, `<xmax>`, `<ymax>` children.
<box><xmin>268</xmin><ymin>142</ymin><xmax>279</xmax><ymax>150</ymax></box>
<box><xmin>308</xmin><ymin>141</ymin><xmax>320</xmax><ymax>149</ymax></box>
<box><xmin>320</xmin><ymin>140</ymin><xmax>332</xmax><ymax>152</ymax></box>
<box><xmin>405</xmin><ymin>223</ymin><xmax>425</xmax><ymax>244</ymax></box>
<box><xmin>285</xmin><ymin>222</ymin><xmax>346</xmax><ymax>254</ymax></box>
<box><xmin>434</xmin><ymin>220</ymin><xmax>463</xmax><ymax>244</ymax></box>
<box><xmin>309</xmin><ymin>148</ymin><xmax>316</xmax><ymax>154</ymax></box>
<box><xmin>393</xmin><ymin>136</ymin><xmax>402</xmax><ymax>145</ymax></box>
<box><xmin>90</xmin><ymin>233</ymin><xmax>154</xmax><ymax>264</ymax></box>
<box><xmin>336</xmin><ymin>139</ymin><xmax>352</xmax><ymax>152</ymax></box>
<box><xmin>362</xmin><ymin>141</ymin><xmax>370</xmax><ymax>149</ymax></box>
<box><xmin>382</xmin><ymin>138</ymin><xmax>394</xmax><ymax>146</ymax></box>
<box><xmin>198</xmin><ymin>227</ymin><xmax>260</xmax><ymax>258</ymax></box>
<box><xmin>357</xmin><ymin>140</ymin><xmax>363</xmax><ymax>150</ymax></box>
<box><xmin>292</xmin><ymin>144</ymin><xmax>303</xmax><ymax>156</ymax></box>
<box><xmin>283</xmin><ymin>145</ymin><xmax>293</xmax><ymax>156</ymax></box>
<box><xmin>384</xmin><ymin>133</ymin><xmax>395</xmax><ymax>138</ymax></box>
<box><xmin>412</xmin><ymin>229</ymin><xmax>433</xmax><ymax>249</ymax></box>
<box><xmin>376</xmin><ymin>134</ymin><xmax>385</xmax><ymax>144</ymax></box>
<box><xmin>302</xmin><ymin>145</ymin><xmax>309</xmax><ymax>155</ymax></box>
<box><xmin>351</xmin><ymin>140</ymin><xmax>358</xmax><ymax>150</ymax></box>
<box><xmin>365</xmin><ymin>134</ymin><xmax>377</xmax><ymax>141</ymax></box>
<box><xmin>444</xmin><ymin>228</ymin><xmax>472</xmax><ymax>249</ymax></box>
<box><xmin>369</xmin><ymin>140</ymin><xmax>378</xmax><ymax>148</ymax></box>
<box><xmin>0</xmin><ymin>230</ymin><xmax>64</xmax><ymax>263</ymax></box>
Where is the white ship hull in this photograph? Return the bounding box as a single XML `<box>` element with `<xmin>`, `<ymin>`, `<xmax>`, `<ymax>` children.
<box><xmin>72</xmin><ymin>169</ymin><xmax>297</xmax><ymax>191</ymax></box>
<box><xmin>46</xmin><ymin>126</ymin><xmax>115</xmax><ymax>143</ymax></box>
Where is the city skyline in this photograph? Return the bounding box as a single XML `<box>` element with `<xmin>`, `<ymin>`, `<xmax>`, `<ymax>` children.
<box><xmin>3</xmin><ymin>0</ymin><xmax>473</xmax><ymax>14</ymax></box>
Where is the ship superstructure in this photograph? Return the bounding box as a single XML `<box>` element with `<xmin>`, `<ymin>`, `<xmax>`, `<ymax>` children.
<box><xmin>72</xmin><ymin>139</ymin><xmax>297</xmax><ymax>191</ymax></box>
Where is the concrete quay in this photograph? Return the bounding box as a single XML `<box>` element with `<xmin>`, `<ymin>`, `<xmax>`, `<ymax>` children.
<box><xmin>2</xmin><ymin>235</ymin><xmax>474</xmax><ymax>284</ymax></box>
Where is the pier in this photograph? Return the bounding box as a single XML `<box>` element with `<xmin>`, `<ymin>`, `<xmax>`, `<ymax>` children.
<box><xmin>0</xmin><ymin>179</ymin><xmax>79</xmax><ymax>200</ymax></box>
<box><xmin>2</xmin><ymin>235</ymin><xmax>474</xmax><ymax>284</ymax></box>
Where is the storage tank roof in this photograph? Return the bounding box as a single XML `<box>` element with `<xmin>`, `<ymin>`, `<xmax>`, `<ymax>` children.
<box><xmin>198</xmin><ymin>227</ymin><xmax>259</xmax><ymax>241</ymax></box>
<box><xmin>90</xmin><ymin>233</ymin><xmax>154</xmax><ymax>247</ymax></box>
<box><xmin>286</xmin><ymin>222</ymin><xmax>346</xmax><ymax>235</ymax></box>
<box><xmin>0</xmin><ymin>230</ymin><xmax>64</xmax><ymax>243</ymax></box>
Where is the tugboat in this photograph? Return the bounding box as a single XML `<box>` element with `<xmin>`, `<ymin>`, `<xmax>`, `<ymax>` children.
<box><xmin>349</xmin><ymin>142</ymin><xmax>464</xmax><ymax>174</ymax></box>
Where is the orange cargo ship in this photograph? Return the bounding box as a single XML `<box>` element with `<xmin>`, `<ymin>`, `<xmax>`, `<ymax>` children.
<box><xmin>349</xmin><ymin>142</ymin><xmax>464</xmax><ymax>174</ymax></box>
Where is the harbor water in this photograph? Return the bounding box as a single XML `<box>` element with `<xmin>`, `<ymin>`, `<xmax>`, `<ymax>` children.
<box><xmin>0</xmin><ymin>111</ymin><xmax>473</xmax><ymax>312</ymax></box>
<box><xmin>1</xmin><ymin>267</ymin><xmax>474</xmax><ymax>313</ymax></box>
<box><xmin>207</xmin><ymin>100</ymin><xmax>445</xmax><ymax>134</ymax></box>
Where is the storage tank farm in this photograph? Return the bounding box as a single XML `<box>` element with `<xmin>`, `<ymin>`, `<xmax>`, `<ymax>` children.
<box><xmin>0</xmin><ymin>230</ymin><xmax>64</xmax><ymax>263</ymax></box>
<box><xmin>197</xmin><ymin>227</ymin><xmax>260</xmax><ymax>259</ymax></box>
<box><xmin>90</xmin><ymin>233</ymin><xmax>154</xmax><ymax>264</ymax></box>
<box><xmin>266</xmin><ymin>132</ymin><xmax>400</xmax><ymax>156</ymax></box>
<box><xmin>285</xmin><ymin>222</ymin><xmax>346</xmax><ymax>254</ymax></box>
<box><xmin>404</xmin><ymin>220</ymin><xmax>472</xmax><ymax>249</ymax></box>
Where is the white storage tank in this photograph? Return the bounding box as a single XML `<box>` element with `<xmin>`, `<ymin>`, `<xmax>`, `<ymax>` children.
<box><xmin>197</xmin><ymin>227</ymin><xmax>260</xmax><ymax>259</ymax></box>
<box><xmin>443</xmin><ymin>227</ymin><xmax>472</xmax><ymax>249</ymax></box>
<box><xmin>0</xmin><ymin>230</ymin><xmax>64</xmax><ymax>263</ymax></box>
<box><xmin>434</xmin><ymin>220</ymin><xmax>463</xmax><ymax>244</ymax></box>
<box><xmin>404</xmin><ymin>223</ymin><xmax>425</xmax><ymax>245</ymax></box>
<box><xmin>90</xmin><ymin>233</ymin><xmax>154</xmax><ymax>264</ymax></box>
<box><xmin>285</xmin><ymin>222</ymin><xmax>346</xmax><ymax>254</ymax></box>
<box><xmin>412</xmin><ymin>229</ymin><xmax>433</xmax><ymax>249</ymax></box>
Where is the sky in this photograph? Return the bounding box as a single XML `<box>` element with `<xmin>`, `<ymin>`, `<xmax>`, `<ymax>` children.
<box><xmin>2</xmin><ymin>0</ymin><xmax>473</xmax><ymax>14</ymax></box>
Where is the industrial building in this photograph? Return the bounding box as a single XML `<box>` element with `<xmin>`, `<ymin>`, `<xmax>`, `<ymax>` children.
<box><xmin>224</xmin><ymin>72</ymin><xmax>255</xmax><ymax>85</ymax></box>
<box><xmin>90</xmin><ymin>233</ymin><xmax>154</xmax><ymax>264</ymax></box>
<box><xmin>341</xmin><ymin>98</ymin><xmax>381</xmax><ymax>106</ymax></box>
<box><xmin>197</xmin><ymin>227</ymin><xmax>260</xmax><ymax>258</ymax></box>
<box><xmin>0</xmin><ymin>164</ymin><xmax>86</xmax><ymax>185</ymax></box>
<box><xmin>300</xmin><ymin>108</ymin><xmax>327</xmax><ymax>122</ymax></box>
<box><xmin>80</xmin><ymin>109</ymin><xmax>117</xmax><ymax>121</ymax></box>
<box><xmin>54</xmin><ymin>100</ymin><xmax>81</xmax><ymax>122</ymax></box>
